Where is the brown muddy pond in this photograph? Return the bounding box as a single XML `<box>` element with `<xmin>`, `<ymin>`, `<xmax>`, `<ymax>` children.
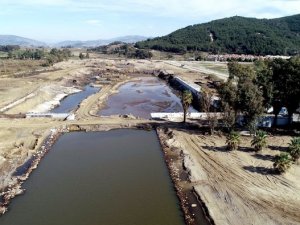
<box><xmin>99</xmin><ymin>77</ymin><xmax>188</xmax><ymax>118</ymax></box>
<box><xmin>1</xmin><ymin>129</ymin><xmax>185</xmax><ymax>225</ymax></box>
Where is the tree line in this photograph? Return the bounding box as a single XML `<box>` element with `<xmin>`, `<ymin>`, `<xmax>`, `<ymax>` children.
<box><xmin>0</xmin><ymin>45</ymin><xmax>72</xmax><ymax>66</ymax></box>
<box><xmin>218</xmin><ymin>58</ymin><xmax>300</xmax><ymax>173</ymax></box>
<box><xmin>180</xmin><ymin>57</ymin><xmax>300</xmax><ymax>173</ymax></box>
<box><xmin>0</xmin><ymin>45</ymin><xmax>20</xmax><ymax>52</ymax></box>
<box><xmin>89</xmin><ymin>43</ymin><xmax>153</xmax><ymax>59</ymax></box>
<box><xmin>218</xmin><ymin>57</ymin><xmax>300</xmax><ymax>132</ymax></box>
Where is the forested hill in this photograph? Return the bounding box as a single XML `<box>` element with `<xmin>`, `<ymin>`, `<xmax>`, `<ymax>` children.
<box><xmin>136</xmin><ymin>14</ymin><xmax>300</xmax><ymax>55</ymax></box>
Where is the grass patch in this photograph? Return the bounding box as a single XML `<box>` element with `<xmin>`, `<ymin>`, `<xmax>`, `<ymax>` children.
<box><xmin>0</xmin><ymin>51</ymin><xmax>8</xmax><ymax>58</ymax></box>
<box><xmin>0</xmin><ymin>59</ymin><xmax>45</xmax><ymax>77</ymax></box>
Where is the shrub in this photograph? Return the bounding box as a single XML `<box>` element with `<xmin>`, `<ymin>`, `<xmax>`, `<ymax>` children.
<box><xmin>273</xmin><ymin>153</ymin><xmax>293</xmax><ymax>173</ymax></box>
<box><xmin>226</xmin><ymin>131</ymin><xmax>240</xmax><ymax>151</ymax></box>
<box><xmin>251</xmin><ymin>130</ymin><xmax>268</xmax><ymax>152</ymax></box>
<box><xmin>288</xmin><ymin>137</ymin><xmax>300</xmax><ymax>162</ymax></box>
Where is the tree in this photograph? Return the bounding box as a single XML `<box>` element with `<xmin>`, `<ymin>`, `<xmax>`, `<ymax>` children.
<box><xmin>251</xmin><ymin>130</ymin><xmax>268</xmax><ymax>152</ymax></box>
<box><xmin>218</xmin><ymin>80</ymin><xmax>238</xmax><ymax>131</ymax></box>
<box><xmin>288</xmin><ymin>137</ymin><xmax>300</xmax><ymax>162</ymax></box>
<box><xmin>50</xmin><ymin>48</ymin><xmax>59</xmax><ymax>55</ymax></box>
<box><xmin>200</xmin><ymin>88</ymin><xmax>218</xmax><ymax>134</ymax></box>
<box><xmin>226</xmin><ymin>131</ymin><xmax>240</xmax><ymax>151</ymax></box>
<box><xmin>271</xmin><ymin>57</ymin><xmax>300</xmax><ymax>126</ymax></box>
<box><xmin>7</xmin><ymin>51</ymin><xmax>13</xmax><ymax>59</ymax></box>
<box><xmin>236</xmin><ymin>76</ymin><xmax>264</xmax><ymax>133</ymax></box>
<box><xmin>134</xmin><ymin>49</ymin><xmax>153</xmax><ymax>59</ymax></box>
<box><xmin>43</xmin><ymin>55</ymin><xmax>56</xmax><ymax>66</ymax></box>
<box><xmin>284</xmin><ymin>58</ymin><xmax>300</xmax><ymax>123</ymax></box>
<box><xmin>79</xmin><ymin>53</ymin><xmax>84</xmax><ymax>60</ymax></box>
<box><xmin>254</xmin><ymin>60</ymin><xmax>274</xmax><ymax>110</ymax></box>
<box><xmin>181</xmin><ymin>90</ymin><xmax>193</xmax><ymax>123</ymax></box>
<box><xmin>273</xmin><ymin>153</ymin><xmax>292</xmax><ymax>174</ymax></box>
<box><xmin>227</xmin><ymin>62</ymin><xmax>255</xmax><ymax>81</ymax></box>
<box><xmin>219</xmin><ymin>63</ymin><xmax>264</xmax><ymax>133</ymax></box>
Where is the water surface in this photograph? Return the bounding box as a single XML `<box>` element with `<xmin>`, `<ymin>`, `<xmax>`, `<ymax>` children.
<box><xmin>99</xmin><ymin>77</ymin><xmax>185</xmax><ymax>118</ymax></box>
<box><xmin>1</xmin><ymin>130</ymin><xmax>185</xmax><ymax>225</ymax></box>
<box><xmin>51</xmin><ymin>85</ymin><xmax>99</xmax><ymax>113</ymax></box>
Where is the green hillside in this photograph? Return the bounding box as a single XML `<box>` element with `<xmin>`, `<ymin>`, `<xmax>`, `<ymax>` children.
<box><xmin>136</xmin><ymin>14</ymin><xmax>300</xmax><ymax>55</ymax></box>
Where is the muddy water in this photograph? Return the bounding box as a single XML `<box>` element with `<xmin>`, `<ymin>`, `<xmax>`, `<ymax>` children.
<box><xmin>1</xmin><ymin>130</ymin><xmax>185</xmax><ymax>225</ymax></box>
<box><xmin>99</xmin><ymin>77</ymin><xmax>188</xmax><ymax>118</ymax></box>
<box><xmin>51</xmin><ymin>85</ymin><xmax>99</xmax><ymax>113</ymax></box>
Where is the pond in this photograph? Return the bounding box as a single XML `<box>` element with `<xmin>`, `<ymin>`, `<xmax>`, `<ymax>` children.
<box><xmin>50</xmin><ymin>85</ymin><xmax>99</xmax><ymax>113</ymax></box>
<box><xmin>1</xmin><ymin>129</ymin><xmax>185</xmax><ymax>225</ymax></box>
<box><xmin>99</xmin><ymin>77</ymin><xmax>189</xmax><ymax>118</ymax></box>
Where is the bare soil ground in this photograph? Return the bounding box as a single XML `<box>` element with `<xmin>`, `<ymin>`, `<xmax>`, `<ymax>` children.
<box><xmin>0</xmin><ymin>57</ymin><xmax>299</xmax><ymax>225</ymax></box>
<box><xmin>160</xmin><ymin>128</ymin><xmax>300</xmax><ymax>225</ymax></box>
<box><xmin>0</xmin><ymin>58</ymin><xmax>171</xmax><ymax>194</ymax></box>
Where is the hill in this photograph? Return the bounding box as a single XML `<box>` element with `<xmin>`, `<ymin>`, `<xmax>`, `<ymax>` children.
<box><xmin>55</xmin><ymin>36</ymin><xmax>149</xmax><ymax>47</ymax></box>
<box><xmin>0</xmin><ymin>35</ymin><xmax>148</xmax><ymax>48</ymax></box>
<box><xmin>136</xmin><ymin>14</ymin><xmax>300</xmax><ymax>55</ymax></box>
<box><xmin>0</xmin><ymin>35</ymin><xmax>46</xmax><ymax>47</ymax></box>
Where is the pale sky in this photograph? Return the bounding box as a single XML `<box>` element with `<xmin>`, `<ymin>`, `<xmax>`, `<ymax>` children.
<box><xmin>0</xmin><ymin>0</ymin><xmax>299</xmax><ymax>42</ymax></box>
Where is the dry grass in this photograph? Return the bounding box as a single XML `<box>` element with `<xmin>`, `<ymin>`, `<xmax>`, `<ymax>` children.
<box><xmin>0</xmin><ymin>59</ymin><xmax>45</xmax><ymax>77</ymax></box>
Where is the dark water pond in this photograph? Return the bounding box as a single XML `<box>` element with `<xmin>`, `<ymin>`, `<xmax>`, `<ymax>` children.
<box><xmin>1</xmin><ymin>129</ymin><xmax>185</xmax><ymax>225</ymax></box>
<box><xmin>99</xmin><ymin>77</ymin><xmax>189</xmax><ymax>118</ymax></box>
<box><xmin>51</xmin><ymin>85</ymin><xmax>99</xmax><ymax>113</ymax></box>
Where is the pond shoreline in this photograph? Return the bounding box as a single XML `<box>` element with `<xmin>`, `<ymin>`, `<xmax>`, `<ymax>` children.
<box><xmin>0</xmin><ymin>128</ymin><xmax>63</xmax><ymax>215</ymax></box>
<box><xmin>0</xmin><ymin>124</ymin><xmax>206</xmax><ymax>225</ymax></box>
<box><xmin>156</xmin><ymin>127</ymin><xmax>213</xmax><ymax>225</ymax></box>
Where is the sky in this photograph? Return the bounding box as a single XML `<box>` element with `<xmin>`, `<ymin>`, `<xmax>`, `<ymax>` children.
<box><xmin>0</xmin><ymin>0</ymin><xmax>299</xmax><ymax>42</ymax></box>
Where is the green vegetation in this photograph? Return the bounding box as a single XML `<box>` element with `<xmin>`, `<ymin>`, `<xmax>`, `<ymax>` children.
<box><xmin>288</xmin><ymin>137</ymin><xmax>300</xmax><ymax>162</ymax></box>
<box><xmin>79</xmin><ymin>52</ymin><xmax>90</xmax><ymax>60</ymax></box>
<box><xmin>218</xmin><ymin>57</ymin><xmax>300</xmax><ymax>129</ymax></box>
<box><xmin>255</xmin><ymin>57</ymin><xmax>300</xmax><ymax>125</ymax></box>
<box><xmin>0</xmin><ymin>46</ymin><xmax>73</xmax><ymax>73</ymax></box>
<box><xmin>218</xmin><ymin>62</ymin><xmax>264</xmax><ymax>131</ymax></box>
<box><xmin>181</xmin><ymin>90</ymin><xmax>193</xmax><ymax>123</ymax></box>
<box><xmin>79</xmin><ymin>52</ymin><xmax>84</xmax><ymax>60</ymax></box>
<box><xmin>136</xmin><ymin>14</ymin><xmax>300</xmax><ymax>55</ymax></box>
<box><xmin>0</xmin><ymin>51</ymin><xmax>8</xmax><ymax>58</ymax></box>
<box><xmin>251</xmin><ymin>130</ymin><xmax>268</xmax><ymax>152</ymax></box>
<box><xmin>0</xmin><ymin>45</ymin><xmax>72</xmax><ymax>66</ymax></box>
<box><xmin>90</xmin><ymin>43</ymin><xmax>152</xmax><ymax>59</ymax></box>
<box><xmin>43</xmin><ymin>48</ymin><xmax>72</xmax><ymax>66</ymax></box>
<box><xmin>226</xmin><ymin>131</ymin><xmax>241</xmax><ymax>151</ymax></box>
<box><xmin>8</xmin><ymin>48</ymin><xmax>46</xmax><ymax>60</ymax></box>
<box><xmin>273</xmin><ymin>153</ymin><xmax>293</xmax><ymax>173</ymax></box>
<box><xmin>200</xmin><ymin>88</ymin><xmax>218</xmax><ymax>134</ymax></box>
<box><xmin>0</xmin><ymin>45</ymin><xmax>20</xmax><ymax>52</ymax></box>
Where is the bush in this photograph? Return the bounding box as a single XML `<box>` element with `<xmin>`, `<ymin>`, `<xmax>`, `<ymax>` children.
<box><xmin>273</xmin><ymin>153</ymin><xmax>293</xmax><ymax>174</ymax></box>
<box><xmin>288</xmin><ymin>137</ymin><xmax>300</xmax><ymax>162</ymax></box>
<box><xmin>251</xmin><ymin>130</ymin><xmax>268</xmax><ymax>152</ymax></box>
<box><xmin>226</xmin><ymin>131</ymin><xmax>240</xmax><ymax>151</ymax></box>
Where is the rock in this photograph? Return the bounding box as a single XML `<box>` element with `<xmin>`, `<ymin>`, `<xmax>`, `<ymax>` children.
<box><xmin>67</xmin><ymin>124</ymin><xmax>82</xmax><ymax>132</ymax></box>
<box><xmin>0</xmin><ymin>206</ymin><xmax>7</xmax><ymax>215</ymax></box>
<box><xmin>137</xmin><ymin>124</ymin><xmax>152</xmax><ymax>131</ymax></box>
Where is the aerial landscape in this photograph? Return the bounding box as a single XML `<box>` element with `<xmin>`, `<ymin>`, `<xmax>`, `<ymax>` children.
<box><xmin>0</xmin><ymin>0</ymin><xmax>299</xmax><ymax>225</ymax></box>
